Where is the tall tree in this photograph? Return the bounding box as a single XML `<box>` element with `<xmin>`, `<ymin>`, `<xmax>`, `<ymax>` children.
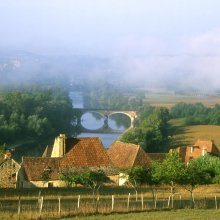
<box><xmin>121</xmin><ymin>106</ymin><xmax>170</xmax><ymax>152</ymax></box>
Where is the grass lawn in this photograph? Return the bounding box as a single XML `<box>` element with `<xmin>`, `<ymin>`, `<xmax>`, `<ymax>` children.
<box><xmin>74</xmin><ymin>209</ymin><xmax>220</xmax><ymax>220</ymax></box>
<box><xmin>169</xmin><ymin>118</ymin><xmax>220</xmax><ymax>148</ymax></box>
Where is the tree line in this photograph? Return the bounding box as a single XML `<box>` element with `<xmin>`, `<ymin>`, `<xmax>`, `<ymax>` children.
<box><xmin>0</xmin><ymin>87</ymin><xmax>75</xmax><ymax>144</ymax></box>
<box><xmin>170</xmin><ymin>102</ymin><xmax>220</xmax><ymax>125</ymax></box>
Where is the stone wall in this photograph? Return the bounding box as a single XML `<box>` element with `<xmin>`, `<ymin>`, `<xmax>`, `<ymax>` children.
<box><xmin>0</xmin><ymin>158</ymin><xmax>20</xmax><ymax>188</ymax></box>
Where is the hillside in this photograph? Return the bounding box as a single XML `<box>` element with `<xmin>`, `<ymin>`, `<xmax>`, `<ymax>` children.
<box><xmin>169</xmin><ymin>118</ymin><xmax>220</xmax><ymax>149</ymax></box>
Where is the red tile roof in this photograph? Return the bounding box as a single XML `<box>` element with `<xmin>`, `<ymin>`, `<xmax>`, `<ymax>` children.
<box><xmin>107</xmin><ymin>141</ymin><xmax>152</xmax><ymax>169</ymax></box>
<box><xmin>22</xmin><ymin>157</ymin><xmax>60</xmax><ymax>181</ymax></box>
<box><xmin>60</xmin><ymin>137</ymin><xmax>113</xmax><ymax>168</ymax></box>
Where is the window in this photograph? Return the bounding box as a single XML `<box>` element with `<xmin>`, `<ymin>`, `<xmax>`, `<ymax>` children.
<box><xmin>48</xmin><ymin>182</ymin><xmax>53</xmax><ymax>188</ymax></box>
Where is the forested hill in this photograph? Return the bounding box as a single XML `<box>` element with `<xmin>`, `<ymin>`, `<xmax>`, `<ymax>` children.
<box><xmin>0</xmin><ymin>87</ymin><xmax>74</xmax><ymax>145</ymax></box>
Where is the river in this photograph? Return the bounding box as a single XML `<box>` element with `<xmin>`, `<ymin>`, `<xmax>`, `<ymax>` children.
<box><xmin>69</xmin><ymin>91</ymin><xmax>128</xmax><ymax>147</ymax></box>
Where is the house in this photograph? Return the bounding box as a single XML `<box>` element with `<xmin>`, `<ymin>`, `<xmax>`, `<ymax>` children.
<box><xmin>19</xmin><ymin>135</ymin><xmax>114</xmax><ymax>188</ymax></box>
<box><xmin>107</xmin><ymin>141</ymin><xmax>152</xmax><ymax>169</ymax></box>
<box><xmin>19</xmin><ymin>157</ymin><xmax>62</xmax><ymax>188</ymax></box>
<box><xmin>107</xmin><ymin>141</ymin><xmax>167</xmax><ymax>185</ymax></box>
<box><xmin>107</xmin><ymin>141</ymin><xmax>167</xmax><ymax>169</ymax></box>
<box><xmin>0</xmin><ymin>151</ymin><xmax>20</xmax><ymax>188</ymax></box>
<box><xmin>170</xmin><ymin>139</ymin><xmax>220</xmax><ymax>163</ymax></box>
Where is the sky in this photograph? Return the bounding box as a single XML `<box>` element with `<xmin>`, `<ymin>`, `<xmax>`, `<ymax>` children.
<box><xmin>1</xmin><ymin>0</ymin><xmax>220</xmax><ymax>89</ymax></box>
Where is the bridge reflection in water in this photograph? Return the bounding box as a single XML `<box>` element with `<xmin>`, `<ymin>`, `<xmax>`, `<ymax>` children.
<box><xmin>74</xmin><ymin>108</ymin><xmax>137</xmax><ymax>134</ymax></box>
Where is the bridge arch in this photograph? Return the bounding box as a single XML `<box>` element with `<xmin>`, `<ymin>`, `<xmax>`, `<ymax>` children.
<box><xmin>80</xmin><ymin>111</ymin><xmax>106</xmax><ymax>131</ymax></box>
<box><xmin>108</xmin><ymin>111</ymin><xmax>136</xmax><ymax>129</ymax></box>
<box><xmin>75</xmin><ymin>108</ymin><xmax>137</xmax><ymax>133</ymax></box>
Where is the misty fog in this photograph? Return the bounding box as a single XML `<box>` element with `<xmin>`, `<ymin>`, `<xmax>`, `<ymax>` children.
<box><xmin>1</xmin><ymin>0</ymin><xmax>220</xmax><ymax>91</ymax></box>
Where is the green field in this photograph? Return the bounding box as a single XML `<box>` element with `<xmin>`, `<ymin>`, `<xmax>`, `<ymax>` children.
<box><xmin>145</xmin><ymin>94</ymin><xmax>220</xmax><ymax>108</ymax></box>
<box><xmin>75</xmin><ymin>209</ymin><xmax>220</xmax><ymax>220</ymax></box>
<box><xmin>169</xmin><ymin>118</ymin><xmax>220</xmax><ymax>148</ymax></box>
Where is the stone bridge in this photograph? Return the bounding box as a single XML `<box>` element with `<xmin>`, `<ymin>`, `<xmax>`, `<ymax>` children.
<box><xmin>74</xmin><ymin>108</ymin><xmax>137</xmax><ymax>133</ymax></box>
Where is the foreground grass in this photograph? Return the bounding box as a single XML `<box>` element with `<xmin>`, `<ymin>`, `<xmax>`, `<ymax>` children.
<box><xmin>74</xmin><ymin>209</ymin><xmax>220</xmax><ymax>220</ymax></box>
<box><xmin>169</xmin><ymin>118</ymin><xmax>220</xmax><ymax>147</ymax></box>
<box><xmin>1</xmin><ymin>209</ymin><xmax>220</xmax><ymax>220</ymax></box>
<box><xmin>0</xmin><ymin>186</ymin><xmax>220</xmax><ymax>219</ymax></box>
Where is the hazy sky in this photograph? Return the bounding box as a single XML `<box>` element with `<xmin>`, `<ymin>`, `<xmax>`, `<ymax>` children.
<box><xmin>1</xmin><ymin>0</ymin><xmax>220</xmax><ymax>88</ymax></box>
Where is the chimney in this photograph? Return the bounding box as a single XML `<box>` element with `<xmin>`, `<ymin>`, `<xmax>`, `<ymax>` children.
<box><xmin>59</xmin><ymin>134</ymin><xmax>66</xmax><ymax>156</ymax></box>
<box><xmin>51</xmin><ymin>134</ymin><xmax>66</xmax><ymax>157</ymax></box>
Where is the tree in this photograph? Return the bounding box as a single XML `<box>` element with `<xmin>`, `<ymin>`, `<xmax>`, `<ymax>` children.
<box><xmin>180</xmin><ymin>155</ymin><xmax>220</xmax><ymax>208</ymax></box>
<box><xmin>135</xmin><ymin>105</ymin><xmax>155</xmax><ymax>126</ymax></box>
<box><xmin>151</xmin><ymin>152</ymin><xmax>184</xmax><ymax>208</ymax></box>
<box><xmin>120</xmin><ymin>128</ymin><xmax>145</xmax><ymax>146</ymax></box>
<box><xmin>149</xmin><ymin>161</ymin><xmax>164</xmax><ymax>203</ymax></box>
<box><xmin>120</xmin><ymin>106</ymin><xmax>170</xmax><ymax>152</ymax></box>
<box><xmin>170</xmin><ymin>102</ymin><xmax>220</xmax><ymax>126</ymax></box>
<box><xmin>41</xmin><ymin>166</ymin><xmax>53</xmax><ymax>187</ymax></box>
<box><xmin>60</xmin><ymin>167</ymin><xmax>111</xmax><ymax>199</ymax></box>
<box><xmin>78</xmin><ymin>169</ymin><xmax>110</xmax><ymax>198</ymax></box>
<box><xmin>60</xmin><ymin>168</ymin><xmax>82</xmax><ymax>187</ymax></box>
<box><xmin>125</xmin><ymin>166</ymin><xmax>148</xmax><ymax>201</ymax></box>
<box><xmin>170</xmin><ymin>102</ymin><xmax>208</xmax><ymax>119</ymax></box>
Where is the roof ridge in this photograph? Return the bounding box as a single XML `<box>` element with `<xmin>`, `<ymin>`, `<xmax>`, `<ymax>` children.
<box><xmin>115</xmin><ymin>140</ymin><xmax>140</xmax><ymax>147</ymax></box>
<box><xmin>78</xmin><ymin>137</ymin><xmax>100</xmax><ymax>139</ymax></box>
